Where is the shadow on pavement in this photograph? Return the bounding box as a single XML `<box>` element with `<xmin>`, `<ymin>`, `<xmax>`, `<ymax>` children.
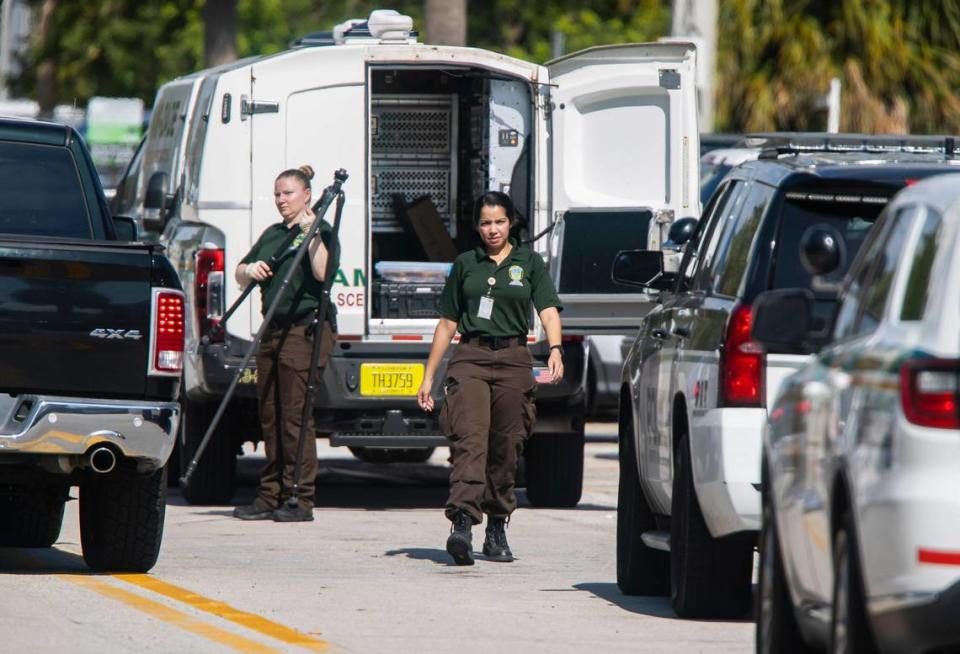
<box><xmin>384</xmin><ymin>547</ymin><xmax>452</xmax><ymax>566</ymax></box>
<box><xmin>0</xmin><ymin>545</ymin><xmax>90</xmax><ymax>575</ymax></box>
<box><xmin>572</xmin><ymin>582</ymin><xmax>753</xmax><ymax>623</ymax></box>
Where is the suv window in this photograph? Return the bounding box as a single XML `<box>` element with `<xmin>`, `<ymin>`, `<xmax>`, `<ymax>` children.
<box><xmin>709</xmin><ymin>182</ymin><xmax>774</xmax><ymax>297</ymax></box>
<box><xmin>858</xmin><ymin>211</ymin><xmax>914</xmax><ymax>333</ymax></box>
<box><xmin>772</xmin><ymin>190</ymin><xmax>885</xmax><ymax>324</ymax></box>
<box><xmin>689</xmin><ymin>180</ymin><xmax>746</xmax><ymax>291</ymax></box>
<box><xmin>900</xmin><ymin>205</ymin><xmax>942</xmax><ymax>321</ymax></box>
<box><xmin>832</xmin><ymin>208</ymin><xmax>914</xmax><ymax>340</ymax></box>
<box><xmin>0</xmin><ymin>142</ymin><xmax>92</xmax><ymax>238</ymax></box>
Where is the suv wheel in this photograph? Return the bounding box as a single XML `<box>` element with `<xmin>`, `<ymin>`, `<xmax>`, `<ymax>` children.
<box><xmin>0</xmin><ymin>485</ymin><xmax>67</xmax><ymax>547</ymax></box>
<box><xmin>524</xmin><ymin>431</ymin><xmax>584</xmax><ymax>508</ymax></box>
<box><xmin>830</xmin><ymin>513</ymin><xmax>878</xmax><ymax>654</ymax></box>
<box><xmin>80</xmin><ymin>467</ymin><xmax>166</xmax><ymax>572</ymax></box>
<box><xmin>179</xmin><ymin>397</ymin><xmax>237</xmax><ymax>505</ymax></box>
<box><xmin>757</xmin><ymin>486</ymin><xmax>815</xmax><ymax>653</ymax></box>
<box><xmin>670</xmin><ymin>434</ymin><xmax>753</xmax><ymax>618</ymax></box>
<box><xmin>616</xmin><ymin>407</ymin><xmax>669</xmax><ymax>595</ymax></box>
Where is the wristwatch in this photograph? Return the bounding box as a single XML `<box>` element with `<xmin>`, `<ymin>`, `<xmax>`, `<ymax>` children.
<box><xmin>549</xmin><ymin>344</ymin><xmax>564</xmax><ymax>356</ymax></box>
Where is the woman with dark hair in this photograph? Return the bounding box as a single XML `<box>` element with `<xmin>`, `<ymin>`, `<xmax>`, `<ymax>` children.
<box><xmin>231</xmin><ymin>165</ymin><xmax>338</xmax><ymax>522</ymax></box>
<box><xmin>417</xmin><ymin>191</ymin><xmax>564</xmax><ymax>565</ymax></box>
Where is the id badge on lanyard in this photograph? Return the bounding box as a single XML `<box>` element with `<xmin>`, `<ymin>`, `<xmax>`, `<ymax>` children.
<box><xmin>477</xmin><ymin>276</ymin><xmax>496</xmax><ymax>320</ymax></box>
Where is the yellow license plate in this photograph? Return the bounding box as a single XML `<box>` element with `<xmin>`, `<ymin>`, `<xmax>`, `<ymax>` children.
<box><xmin>360</xmin><ymin>363</ymin><xmax>424</xmax><ymax>397</ymax></box>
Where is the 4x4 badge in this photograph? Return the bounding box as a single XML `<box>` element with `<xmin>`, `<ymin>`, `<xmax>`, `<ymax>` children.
<box><xmin>90</xmin><ymin>328</ymin><xmax>143</xmax><ymax>340</ymax></box>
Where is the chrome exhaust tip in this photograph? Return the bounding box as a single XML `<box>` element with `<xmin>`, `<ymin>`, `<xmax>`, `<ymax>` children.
<box><xmin>88</xmin><ymin>446</ymin><xmax>117</xmax><ymax>474</ymax></box>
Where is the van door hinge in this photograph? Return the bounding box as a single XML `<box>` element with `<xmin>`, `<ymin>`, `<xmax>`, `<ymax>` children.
<box><xmin>659</xmin><ymin>69</ymin><xmax>681</xmax><ymax>90</ymax></box>
<box><xmin>240</xmin><ymin>95</ymin><xmax>279</xmax><ymax>120</ymax></box>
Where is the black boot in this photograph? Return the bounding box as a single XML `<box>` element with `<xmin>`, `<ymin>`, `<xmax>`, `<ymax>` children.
<box><xmin>446</xmin><ymin>511</ymin><xmax>474</xmax><ymax>566</ymax></box>
<box><xmin>483</xmin><ymin>516</ymin><xmax>514</xmax><ymax>562</ymax></box>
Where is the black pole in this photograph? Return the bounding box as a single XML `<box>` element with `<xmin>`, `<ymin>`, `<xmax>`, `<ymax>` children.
<box><xmin>180</xmin><ymin>168</ymin><xmax>349</xmax><ymax>487</ymax></box>
<box><xmin>286</xmin><ymin>190</ymin><xmax>346</xmax><ymax>509</ymax></box>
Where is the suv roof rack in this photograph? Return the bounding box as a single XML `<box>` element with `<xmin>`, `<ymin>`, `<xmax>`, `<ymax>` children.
<box><xmin>743</xmin><ymin>132</ymin><xmax>960</xmax><ymax>159</ymax></box>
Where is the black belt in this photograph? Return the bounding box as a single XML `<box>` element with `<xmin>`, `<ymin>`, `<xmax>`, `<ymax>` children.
<box><xmin>267</xmin><ymin>313</ymin><xmax>315</xmax><ymax>330</ymax></box>
<box><xmin>460</xmin><ymin>334</ymin><xmax>526</xmax><ymax>350</ymax></box>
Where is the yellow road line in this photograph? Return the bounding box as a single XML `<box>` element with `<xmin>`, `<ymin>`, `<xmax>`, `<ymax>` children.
<box><xmin>62</xmin><ymin>575</ymin><xmax>279</xmax><ymax>654</ymax></box>
<box><xmin>115</xmin><ymin>574</ymin><xmax>328</xmax><ymax>652</ymax></box>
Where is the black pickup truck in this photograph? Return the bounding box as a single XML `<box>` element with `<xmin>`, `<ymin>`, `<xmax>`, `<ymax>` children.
<box><xmin>0</xmin><ymin>118</ymin><xmax>182</xmax><ymax>572</ymax></box>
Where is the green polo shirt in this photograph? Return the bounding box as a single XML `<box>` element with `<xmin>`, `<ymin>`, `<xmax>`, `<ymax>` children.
<box><xmin>241</xmin><ymin>220</ymin><xmax>339</xmax><ymax>323</ymax></box>
<box><xmin>438</xmin><ymin>239</ymin><xmax>562</xmax><ymax>337</ymax></box>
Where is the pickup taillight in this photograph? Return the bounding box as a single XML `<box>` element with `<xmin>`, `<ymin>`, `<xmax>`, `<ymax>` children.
<box><xmin>195</xmin><ymin>248</ymin><xmax>224</xmax><ymax>343</ymax></box>
<box><xmin>900</xmin><ymin>359</ymin><xmax>960</xmax><ymax>429</ymax></box>
<box><xmin>150</xmin><ymin>289</ymin><xmax>185</xmax><ymax>376</ymax></box>
<box><xmin>720</xmin><ymin>304</ymin><xmax>765</xmax><ymax>407</ymax></box>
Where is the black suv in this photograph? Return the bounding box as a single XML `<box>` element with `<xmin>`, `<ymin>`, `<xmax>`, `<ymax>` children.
<box><xmin>612</xmin><ymin>133</ymin><xmax>960</xmax><ymax>619</ymax></box>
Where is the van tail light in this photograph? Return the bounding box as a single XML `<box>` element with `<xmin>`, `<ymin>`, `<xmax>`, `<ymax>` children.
<box><xmin>900</xmin><ymin>359</ymin><xmax>960</xmax><ymax>429</ymax></box>
<box><xmin>195</xmin><ymin>248</ymin><xmax>224</xmax><ymax>343</ymax></box>
<box><xmin>150</xmin><ymin>289</ymin><xmax>185</xmax><ymax>376</ymax></box>
<box><xmin>720</xmin><ymin>304</ymin><xmax>765</xmax><ymax>407</ymax></box>
<box><xmin>562</xmin><ymin>335</ymin><xmax>584</xmax><ymax>343</ymax></box>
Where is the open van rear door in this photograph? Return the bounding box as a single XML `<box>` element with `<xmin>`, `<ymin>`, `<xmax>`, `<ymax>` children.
<box><xmin>546</xmin><ymin>43</ymin><xmax>699</xmax><ymax>331</ymax></box>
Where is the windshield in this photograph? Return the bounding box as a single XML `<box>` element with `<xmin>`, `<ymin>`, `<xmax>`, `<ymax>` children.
<box><xmin>0</xmin><ymin>142</ymin><xmax>92</xmax><ymax>238</ymax></box>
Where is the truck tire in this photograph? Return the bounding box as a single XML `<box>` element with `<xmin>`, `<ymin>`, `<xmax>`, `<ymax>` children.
<box><xmin>80</xmin><ymin>467</ymin><xmax>166</xmax><ymax>573</ymax></box>
<box><xmin>617</xmin><ymin>407</ymin><xmax>669</xmax><ymax>595</ymax></box>
<box><xmin>179</xmin><ymin>398</ymin><xmax>237</xmax><ymax>505</ymax></box>
<box><xmin>670</xmin><ymin>434</ymin><xmax>753</xmax><ymax>619</ymax></box>
<box><xmin>348</xmin><ymin>447</ymin><xmax>435</xmax><ymax>464</ymax></box>
<box><xmin>0</xmin><ymin>485</ymin><xmax>66</xmax><ymax>548</ymax></box>
<box><xmin>757</xmin><ymin>486</ymin><xmax>815</xmax><ymax>653</ymax></box>
<box><xmin>524</xmin><ymin>431</ymin><xmax>584</xmax><ymax>508</ymax></box>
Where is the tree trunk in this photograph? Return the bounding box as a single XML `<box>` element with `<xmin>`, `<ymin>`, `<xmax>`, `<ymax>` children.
<box><xmin>35</xmin><ymin>0</ymin><xmax>58</xmax><ymax>116</ymax></box>
<box><xmin>423</xmin><ymin>0</ymin><xmax>467</xmax><ymax>46</ymax></box>
<box><xmin>204</xmin><ymin>0</ymin><xmax>238</xmax><ymax>68</ymax></box>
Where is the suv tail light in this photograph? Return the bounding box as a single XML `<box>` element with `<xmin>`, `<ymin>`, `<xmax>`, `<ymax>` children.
<box><xmin>150</xmin><ymin>289</ymin><xmax>185</xmax><ymax>376</ymax></box>
<box><xmin>900</xmin><ymin>359</ymin><xmax>960</xmax><ymax>429</ymax></box>
<box><xmin>720</xmin><ymin>304</ymin><xmax>765</xmax><ymax>407</ymax></box>
<box><xmin>195</xmin><ymin>248</ymin><xmax>224</xmax><ymax>343</ymax></box>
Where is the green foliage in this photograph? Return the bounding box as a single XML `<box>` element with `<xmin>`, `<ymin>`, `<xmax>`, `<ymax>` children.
<box><xmin>12</xmin><ymin>0</ymin><xmax>960</xmax><ymax>135</ymax></box>
<box><xmin>469</xmin><ymin>1</ymin><xmax>669</xmax><ymax>63</ymax></box>
<box><xmin>716</xmin><ymin>0</ymin><xmax>960</xmax><ymax>133</ymax></box>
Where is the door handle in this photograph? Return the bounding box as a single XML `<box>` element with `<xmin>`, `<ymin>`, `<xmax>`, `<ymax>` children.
<box><xmin>673</xmin><ymin>326</ymin><xmax>691</xmax><ymax>338</ymax></box>
<box><xmin>651</xmin><ymin>328</ymin><xmax>669</xmax><ymax>340</ymax></box>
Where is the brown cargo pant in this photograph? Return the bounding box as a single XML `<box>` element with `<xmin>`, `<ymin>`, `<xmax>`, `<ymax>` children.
<box><xmin>440</xmin><ymin>342</ymin><xmax>537</xmax><ymax>524</ymax></box>
<box><xmin>255</xmin><ymin>322</ymin><xmax>335</xmax><ymax>510</ymax></box>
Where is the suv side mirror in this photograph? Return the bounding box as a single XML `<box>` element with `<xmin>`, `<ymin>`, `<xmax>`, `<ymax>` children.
<box><xmin>752</xmin><ymin>289</ymin><xmax>815</xmax><ymax>353</ymax></box>
<box><xmin>112</xmin><ymin>215</ymin><xmax>139</xmax><ymax>241</ymax></box>
<box><xmin>143</xmin><ymin>171</ymin><xmax>172</xmax><ymax>231</ymax></box>
<box><xmin>611</xmin><ymin>250</ymin><xmax>677</xmax><ymax>291</ymax></box>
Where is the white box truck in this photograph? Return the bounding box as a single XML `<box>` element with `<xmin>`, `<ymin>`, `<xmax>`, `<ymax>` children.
<box><xmin>131</xmin><ymin>11</ymin><xmax>699</xmax><ymax>506</ymax></box>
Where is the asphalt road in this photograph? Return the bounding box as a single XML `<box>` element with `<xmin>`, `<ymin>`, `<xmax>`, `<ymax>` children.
<box><xmin>0</xmin><ymin>424</ymin><xmax>753</xmax><ymax>653</ymax></box>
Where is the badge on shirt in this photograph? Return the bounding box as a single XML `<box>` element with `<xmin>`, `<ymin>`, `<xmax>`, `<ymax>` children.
<box><xmin>508</xmin><ymin>265</ymin><xmax>524</xmax><ymax>286</ymax></box>
<box><xmin>478</xmin><ymin>296</ymin><xmax>494</xmax><ymax>320</ymax></box>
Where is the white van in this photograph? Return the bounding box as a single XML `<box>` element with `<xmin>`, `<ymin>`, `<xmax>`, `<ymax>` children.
<box><xmin>141</xmin><ymin>11</ymin><xmax>700</xmax><ymax>505</ymax></box>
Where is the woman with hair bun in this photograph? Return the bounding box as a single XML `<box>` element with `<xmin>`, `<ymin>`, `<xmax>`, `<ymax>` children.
<box><xmin>232</xmin><ymin>164</ymin><xmax>338</xmax><ymax>522</ymax></box>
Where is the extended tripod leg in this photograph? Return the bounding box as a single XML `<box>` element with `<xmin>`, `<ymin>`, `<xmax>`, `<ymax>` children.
<box><xmin>287</xmin><ymin>191</ymin><xmax>345</xmax><ymax>509</ymax></box>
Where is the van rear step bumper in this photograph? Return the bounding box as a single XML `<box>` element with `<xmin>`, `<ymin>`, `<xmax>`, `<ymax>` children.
<box><xmin>330</xmin><ymin>433</ymin><xmax>447</xmax><ymax>447</ymax></box>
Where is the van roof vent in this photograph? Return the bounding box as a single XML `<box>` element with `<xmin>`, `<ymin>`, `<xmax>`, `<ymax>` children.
<box><xmin>329</xmin><ymin>10</ymin><xmax>417</xmax><ymax>45</ymax></box>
